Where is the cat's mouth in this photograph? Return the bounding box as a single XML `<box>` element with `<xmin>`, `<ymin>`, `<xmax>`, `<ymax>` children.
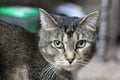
<box><xmin>63</xmin><ymin>65</ymin><xmax>80</xmax><ymax>71</ymax></box>
<box><xmin>55</xmin><ymin>59</ymin><xmax>82</xmax><ymax>71</ymax></box>
<box><xmin>61</xmin><ymin>64</ymin><xmax>81</xmax><ymax>71</ymax></box>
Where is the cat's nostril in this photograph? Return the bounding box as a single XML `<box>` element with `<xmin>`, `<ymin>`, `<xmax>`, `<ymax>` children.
<box><xmin>67</xmin><ymin>58</ymin><xmax>74</xmax><ymax>64</ymax></box>
<box><xmin>65</xmin><ymin>53</ymin><xmax>76</xmax><ymax>64</ymax></box>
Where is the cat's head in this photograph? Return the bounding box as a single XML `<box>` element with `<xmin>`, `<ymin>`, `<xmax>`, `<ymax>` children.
<box><xmin>38</xmin><ymin>8</ymin><xmax>99</xmax><ymax>71</ymax></box>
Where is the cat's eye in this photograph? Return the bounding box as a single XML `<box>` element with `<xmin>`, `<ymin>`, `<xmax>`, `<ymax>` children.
<box><xmin>54</xmin><ymin>40</ymin><xmax>64</xmax><ymax>49</ymax></box>
<box><xmin>76</xmin><ymin>40</ymin><xmax>86</xmax><ymax>48</ymax></box>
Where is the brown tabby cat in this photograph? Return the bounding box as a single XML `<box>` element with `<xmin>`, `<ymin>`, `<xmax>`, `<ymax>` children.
<box><xmin>0</xmin><ymin>8</ymin><xmax>99</xmax><ymax>80</ymax></box>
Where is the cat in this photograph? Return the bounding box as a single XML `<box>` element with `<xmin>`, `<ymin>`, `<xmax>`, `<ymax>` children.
<box><xmin>0</xmin><ymin>8</ymin><xmax>99</xmax><ymax>80</ymax></box>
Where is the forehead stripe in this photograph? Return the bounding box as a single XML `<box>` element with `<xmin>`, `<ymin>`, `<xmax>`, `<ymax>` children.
<box><xmin>64</xmin><ymin>23</ymin><xmax>76</xmax><ymax>37</ymax></box>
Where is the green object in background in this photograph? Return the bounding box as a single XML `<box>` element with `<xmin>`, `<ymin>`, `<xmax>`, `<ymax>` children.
<box><xmin>0</xmin><ymin>6</ymin><xmax>39</xmax><ymax>18</ymax></box>
<box><xmin>0</xmin><ymin>6</ymin><xmax>39</xmax><ymax>32</ymax></box>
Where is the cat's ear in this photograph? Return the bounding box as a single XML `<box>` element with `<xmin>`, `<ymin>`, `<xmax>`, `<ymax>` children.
<box><xmin>80</xmin><ymin>11</ymin><xmax>100</xmax><ymax>31</ymax></box>
<box><xmin>39</xmin><ymin>8</ymin><xmax>58</xmax><ymax>31</ymax></box>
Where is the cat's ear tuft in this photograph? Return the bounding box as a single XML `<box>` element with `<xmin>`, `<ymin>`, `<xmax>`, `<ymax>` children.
<box><xmin>39</xmin><ymin>8</ymin><xmax>58</xmax><ymax>31</ymax></box>
<box><xmin>80</xmin><ymin>11</ymin><xmax>100</xmax><ymax>31</ymax></box>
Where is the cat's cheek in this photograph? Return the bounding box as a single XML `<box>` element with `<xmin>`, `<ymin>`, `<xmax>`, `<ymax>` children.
<box><xmin>76</xmin><ymin>49</ymin><xmax>85</xmax><ymax>56</ymax></box>
<box><xmin>41</xmin><ymin>48</ymin><xmax>46</xmax><ymax>53</ymax></box>
<box><xmin>84</xmin><ymin>52</ymin><xmax>94</xmax><ymax>60</ymax></box>
<box><xmin>83</xmin><ymin>47</ymin><xmax>94</xmax><ymax>60</ymax></box>
<box><xmin>61</xmin><ymin>60</ymin><xmax>69</xmax><ymax>67</ymax></box>
<box><xmin>46</xmin><ymin>45</ymin><xmax>59</xmax><ymax>55</ymax></box>
<box><xmin>55</xmin><ymin>56</ymin><xmax>68</xmax><ymax>64</ymax></box>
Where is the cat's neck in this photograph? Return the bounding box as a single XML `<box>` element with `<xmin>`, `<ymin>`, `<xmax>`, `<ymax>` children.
<box><xmin>71</xmin><ymin>68</ymin><xmax>80</xmax><ymax>80</ymax></box>
<box><xmin>56</xmin><ymin>70</ymin><xmax>73</xmax><ymax>80</ymax></box>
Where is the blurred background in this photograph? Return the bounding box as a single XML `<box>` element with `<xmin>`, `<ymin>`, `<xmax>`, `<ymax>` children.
<box><xmin>0</xmin><ymin>0</ymin><xmax>120</xmax><ymax>80</ymax></box>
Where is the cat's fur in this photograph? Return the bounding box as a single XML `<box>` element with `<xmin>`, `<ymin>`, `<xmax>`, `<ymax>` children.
<box><xmin>0</xmin><ymin>8</ymin><xmax>99</xmax><ymax>80</ymax></box>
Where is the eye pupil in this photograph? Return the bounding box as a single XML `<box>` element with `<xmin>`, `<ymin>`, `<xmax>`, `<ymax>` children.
<box><xmin>56</xmin><ymin>41</ymin><xmax>60</xmax><ymax>45</ymax></box>
<box><xmin>80</xmin><ymin>41</ymin><xmax>84</xmax><ymax>45</ymax></box>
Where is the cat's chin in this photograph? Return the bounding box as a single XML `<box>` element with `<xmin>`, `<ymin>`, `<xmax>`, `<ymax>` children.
<box><xmin>63</xmin><ymin>66</ymin><xmax>80</xmax><ymax>71</ymax></box>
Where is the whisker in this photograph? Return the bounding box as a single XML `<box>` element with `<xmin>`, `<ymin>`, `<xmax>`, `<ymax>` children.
<box><xmin>51</xmin><ymin>65</ymin><xmax>64</xmax><ymax>80</ymax></box>
<box><xmin>43</xmin><ymin>66</ymin><xmax>53</xmax><ymax>79</ymax></box>
<box><xmin>41</xmin><ymin>65</ymin><xmax>51</xmax><ymax>76</ymax></box>
<box><xmin>46</xmin><ymin>66</ymin><xmax>55</xmax><ymax>79</ymax></box>
<box><xmin>43</xmin><ymin>63</ymin><xmax>59</xmax><ymax>80</ymax></box>
<box><xmin>82</xmin><ymin>62</ymin><xmax>89</xmax><ymax>64</ymax></box>
<box><xmin>40</xmin><ymin>64</ymin><xmax>54</xmax><ymax>80</ymax></box>
<box><xmin>51</xmin><ymin>67</ymin><xmax>57</xmax><ymax>79</ymax></box>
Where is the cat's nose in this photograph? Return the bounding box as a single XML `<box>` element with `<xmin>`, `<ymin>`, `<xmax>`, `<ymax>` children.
<box><xmin>65</xmin><ymin>53</ymin><xmax>76</xmax><ymax>64</ymax></box>
<box><xmin>67</xmin><ymin>58</ymin><xmax>75</xmax><ymax>64</ymax></box>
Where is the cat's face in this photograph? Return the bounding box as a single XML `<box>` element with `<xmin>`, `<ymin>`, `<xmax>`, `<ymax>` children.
<box><xmin>38</xmin><ymin>9</ymin><xmax>99</xmax><ymax>71</ymax></box>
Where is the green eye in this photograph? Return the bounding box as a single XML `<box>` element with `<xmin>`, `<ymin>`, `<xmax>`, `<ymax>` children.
<box><xmin>76</xmin><ymin>40</ymin><xmax>86</xmax><ymax>48</ymax></box>
<box><xmin>54</xmin><ymin>40</ymin><xmax>64</xmax><ymax>49</ymax></box>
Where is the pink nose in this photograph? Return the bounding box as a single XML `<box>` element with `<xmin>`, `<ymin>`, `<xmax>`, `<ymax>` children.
<box><xmin>67</xmin><ymin>58</ymin><xmax>75</xmax><ymax>64</ymax></box>
<box><xmin>65</xmin><ymin>53</ymin><xmax>76</xmax><ymax>64</ymax></box>
<box><xmin>64</xmin><ymin>51</ymin><xmax>76</xmax><ymax>64</ymax></box>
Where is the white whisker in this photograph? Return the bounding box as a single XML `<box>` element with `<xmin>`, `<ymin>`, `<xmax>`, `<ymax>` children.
<box><xmin>40</xmin><ymin>64</ymin><xmax>54</xmax><ymax>80</ymax></box>
<box><xmin>43</xmin><ymin>66</ymin><xmax>53</xmax><ymax>79</ymax></box>
<box><xmin>51</xmin><ymin>66</ymin><xmax>59</xmax><ymax>79</ymax></box>
<box><xmin>40</xmin><ymin>63</ymin><xmax>61</xmax><ymax>80</ymax></box>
